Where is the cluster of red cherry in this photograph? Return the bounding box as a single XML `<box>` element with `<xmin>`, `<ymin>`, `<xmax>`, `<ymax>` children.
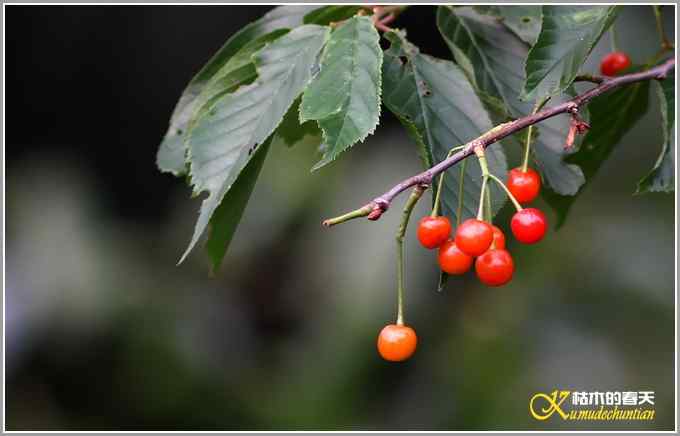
<box><xmin>417</xmin><ymin>166</ymin><xmax>546</xmax><ymax>286</ymax></box>
<box><xmin>376</xmin><ymin>52</ymin><xmax>632</xmax><ymax>363</ymax></box>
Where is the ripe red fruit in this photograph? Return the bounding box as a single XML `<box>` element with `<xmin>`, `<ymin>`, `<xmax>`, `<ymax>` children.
<box><xmin>455</xmin><ymin>219</ymin><xmax>493</xmax><ymax>257</ymax></box>
<box><xmin>511</xmin><ymin>208</ymin><xmax>547</xmax><ymax>244</ymax></box>
<box><xmin>438</xmin><ymin>240</ymin><xmax>473</xmax><ymax>275</ymax></box>
<box><xmin>491</xmin><ymin>225</ymin><xmax>506</xmax><ymax>250</ymax></box>
<box><xmin>600</xmin><ymin>52</ymin><xmax>631</xmax><ymax>76</ymax></box>
<box><xmin>475</xmin><ymin>249</ymin><xmax>514</xmax><ymax>286</ymax></box>
<box><xmin>507</xmin><ymin>167</ymin><xmax>541</xmax><ymax>204</ymax></box>
<box><xmin>377</xmin><ymin>324</ymin><xmax>417</xmax><ymax>362</ymax></box>
<box><xmin>417</xmin><ymin>216</ymin><xmax>451</xmax><ymax>249</ymax></box>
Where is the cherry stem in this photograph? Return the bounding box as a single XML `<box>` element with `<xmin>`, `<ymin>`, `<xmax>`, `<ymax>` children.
<box><xmin>431</xmin><ymin>146</ymin><xmax>462</xmax><ymax>217</ymax></box>
<box><xmin>455</xmin><ymin>160</ymin><xmax>467</xmax><ymax>227</ymax></box>
<box><xmin>475</xmin><ymin>147</ymin><xmax>491</xmax><ymax>220</ymax></box>
<box><xmin>487</xmin><ymin>174</ymin><xmax>523</xmax><ymax>212</ymax></box>
<box><xmin>521</xmin><ymin>98</ymin><xmax>548</xmax><ymax>172</ymax></box>
<box><xmin>322</xmin><ymin>58</ymin><xmax>675</xmax><ymax>227</ymax></box>
<box><xmin>653</xmin><ymin>6</ymin><xmax>673</xmax><ymax>51</ymax></box>
<box><xmin>609</xmin><ymin>23</ymin><xmax>619</xmax><ymax>53</ymax></box>
<box><xmin>395</xmin><ymin>185</ymin><xmax>425</xmax><ymax>326</ymax></box>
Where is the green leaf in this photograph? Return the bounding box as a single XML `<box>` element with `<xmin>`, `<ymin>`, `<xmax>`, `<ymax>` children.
<box><xmin>156</xmin><ymin>5</ymin><xmax>320</xmax><ymax>176</ymax></box>
<box><xmin>205</xmin><ymin>137</ymin><xmax>272</xmax><ymax>273</ymax></box>
<box><xmin>179</xmin><ymin>25</ymin><xmax>330</xmax><ymax>263</ymax></box>
<box><xmin>303</xmin><ymin>5</ymin><xmax>362</xmax><ymax>26</ymax></box>
<box><xmin>637</xmin><ymin>69</ymin><xmax>675</xmax><ymax>193</ymax></box>
<box><xmin>521</xmin><ymin>5</ymin><xmax>619</xmax><ymax>102</ymax></box>
<box><xmin>547</xmin><ymin>80</ymin><xmax>650</xmax><ymax>225</ymax></box>
<box><xmin>437</xmin><ymin>6</ymin><xmax>585</xmax><ymax>200</ymax></box>
<box><xmin>300</xmin><ymin>16</ymin><xmax>382</xmax><ymax>170</ymax></box>
<box><xmin>275</xmin><ymin>97</ymin><xmax>321</xmax><ymax>147</ymax></box>
<box><xmin>498</xmin><ymin>6</ymin><xmax>541</xmax><ymax>45</ymax></box>
<box><xmin>382</xmin><ymin>30</ymin><xmax>508</xmax><ymax>226</ymax></box>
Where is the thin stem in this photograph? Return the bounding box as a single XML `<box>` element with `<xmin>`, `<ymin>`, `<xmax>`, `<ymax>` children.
<box><xmin>488</xmin><ymin>173</ymin><xmax>523</xmax><ymax>212</ymax></box>
<box><xmin>475</xmin><ymin>148</ymin><xmax>490</xmax><ymax>220</ymax></box>
<box><xmin>322</xmin><ymin>58</ymin><xmax>675</xmax><ymax>226</ymax></box>
<box><xmin>431</xmin><ymin>147</ymin><xmax>461</xmax><ymax>217</ymax></box>
<box><xmin>521</xmin><ymin>98</ymin><xmax>548</xmax><ymax>172</ymax></box>
<box><xmin>653</xmin><ymin>6</ymin><xmax>673</xmax><ymax>50</ymax></box>
<box><xmin>484</xmin><ymin>184</ymin><xmax>492</xmax><ymax>223</ymax></box>
<box><xmin>322</xmin><ymin>204</ymin><xmax>373</xmax><ymax>227</ymax></box>
<box><xmin>609</xmin><ymin>23</ymin><xmax>619</xmax><ymax>52</ymax></box>
<box><xmin>395</xmin><ymin>185</ymin><xmax>425</xmax><ymax>326</ymax></box>
<box><xmin>455</xmin><ymin>160</ymin><xmax>467</xmax><ymax>227</ymax></box>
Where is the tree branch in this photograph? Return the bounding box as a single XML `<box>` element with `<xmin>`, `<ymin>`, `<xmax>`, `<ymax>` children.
<box><xmin>322</xmin><ymin>57</ymin><xmax>675</xmax><ymax>227</ymax></box>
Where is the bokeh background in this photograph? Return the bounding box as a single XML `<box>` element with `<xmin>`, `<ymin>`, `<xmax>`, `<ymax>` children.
<box><xmin>5</xmin><ymin>4</ymin><xmax>676</xmax><ymax>431</ymax></box>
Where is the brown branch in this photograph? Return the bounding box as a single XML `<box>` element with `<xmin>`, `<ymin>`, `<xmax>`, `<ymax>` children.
<box><xmin>322</xmin><ymin>57</ymin><xmax>675</xmax><ymax>227</ymax></box>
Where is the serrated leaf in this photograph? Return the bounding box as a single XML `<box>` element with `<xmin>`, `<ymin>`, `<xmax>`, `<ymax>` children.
<box><xmin>437</xmin><ymin>6</ymin><xmax>585</xmax><ymax>203</ymax></box>
<box><xmin>637</xmin><ymin>68</ymin><xmax>675</xmax><ymax>193</ymax></box>
<box><xmin>206</xmin><ymin>137</ymin><xmax>272</xmax><ymax>273</ymax></box>
<box><xmin>521</xmin><ymin>5</ymin><xmax>619</xmax><ymax>102</ymax></box>
<box><xmin>303</xmin><ymin>5</ymin><xmax>362</xmax><ymax>26</ymax></box>
<box><xmin>179</xmin><ymin>25</ymin><xmax>330</xmax><ymax>263</ymax></box>
<box><xmin>498</xmin><ymin>6</ymin><xmax>541</xmax><ymax>45</ymax></box>
<box><xmin>547</xmin><ymin>80</ymin><xmax>650</xmax><ymax>225</ymax></box>
<box><xmin>276</xmin><ymin>97</ymin><xmax>321</xmax><ymax>147</ymax></box>
<box><xmin>157</xmin><ymin>5</ymin><xmax>319</xmax><ymax>176</ymax></box>
<box><xmin>300</xmin><ymin>16</ymin><xmax>382</xmax><ymax>171</ymax></box>
<box><xmin>382</xmin><ymin>30</ymin><xmax>508</xmax><ymax>227</ymax></box>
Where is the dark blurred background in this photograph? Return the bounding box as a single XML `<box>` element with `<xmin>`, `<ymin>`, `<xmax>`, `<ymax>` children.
<box><xmin>4</xmin><ymin>5</ymin><xmax>675</xmax><ymax>431</ymax></box>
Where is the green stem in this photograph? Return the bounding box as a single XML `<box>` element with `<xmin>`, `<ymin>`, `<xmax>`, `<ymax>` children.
<box><xmin>431</xmin><ymin>146</ymin><xmax>463</xmax><ymax>217</ymax></box>
<box><xmin>609</xmin><ymin>23</ymin><xmax>619</xmax><ymax>52</ymax></box>
<box><xmin>488</xmin><ymin>173</ymin><xmax>523</xmax><ymax>212</ymax></box>
<box><xmin>322</xmin><ymin>204</ymin><xmax>373</xmax><ymax>227</ymax></box>
<box><xmin>484</xmin><ymin>184</ymin><xmax>492</xmax><ymax>223</ymax></box>
<box><xmin>395</xmin><ymin>185</ymin><xmax>425</xmax><ymax>326</ymax></box>
<box><xmin>456</xmin><ymin>160</ymin><xmax>467</xmax><ymax>227</ymax></box>
<box><xmin>653</xmin><ymin>6</ymin><xmax>673</xmax><ymax>50</ymax></box>
<box><xmin>476</xmin><ymin>150</ymin><xmax>490</xmax><ymax>220</ymax></box>
<box><xmin>521</xmin><ymin>99</ymin><xmax>547</xmax><ymax>172</ymax></box>
<box><xmin>431</xmin><ymin>173</ymin><xmax>445</xmax><ymax>217</ymax></box>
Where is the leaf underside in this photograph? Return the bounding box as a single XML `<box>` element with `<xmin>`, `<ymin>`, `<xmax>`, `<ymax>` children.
<box><xmin>382</xmin><ymin>30</ymin><xmax>508</xmax><ymax>227</ymax></box>
<box><xmin>300</xmin><ymin>16</ymin><xmax>383</xmax><ymax>171</ymax></box>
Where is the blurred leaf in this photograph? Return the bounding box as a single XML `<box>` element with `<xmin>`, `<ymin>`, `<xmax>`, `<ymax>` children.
<box><xmin>547</xmin><ymin>80</ymin><xmax>650</xmax><ymax>225</ymax></box>
<box><xmin>382</xmin><ymin>30</ymin><xmax>508</xmax><ymax>228</ymax></box>
<box><xmin>521</xmin><ymin>5</ymin><xmax>619</xmax><ymax>102</ymax></box>
<box><xmin>300</xmin><ymin>16</ymin><xmax>382</xmax><ymax>171</ymax></box>
<box><xmin>437</xmin><ymin>6</ymin><xmax>585</xmax><ymax>202</ymax></box>
<box><xmin>179</xmin><ymin>25</ymin><xmax>330</xmax><ymax>264</ymax></box>
<box><xmin>206</xmin><ymin>137</ymin><xmax>272</xmax><ymax>273</ymax></box>
<box><xmin>637</xmin><ymin>68</ymin><xmax>675</xmax><ymax>193</ymax></box>
<box><xmin>275</xmin><ymin>97</ymin><xmax>321</xmax><ymax>147</ymax></box>
<box><xmin>498</xmin><ymin>6</ymin><xmax>541</xmax><ymax>45</ymax></box>
<box><xmin>303</xmin><ymin>5</ymin><xmax>362</xmax><ymax>25</ymax></box>
<box><xmin>157</xmin><ymin>5</ymin><xmax>320</xmax><ymax>176</ymax></box>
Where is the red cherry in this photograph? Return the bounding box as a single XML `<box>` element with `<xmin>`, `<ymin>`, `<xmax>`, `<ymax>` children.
<box><xmin>511</xmin><ymin>208</ymin><xmax>547</xmax><ymax>244</ymax></box>
<box><xmin>475</xmin><ymin>249</ymin><xmax>514</xmax><ymax>286</ymax></box>
<box><xmin>491</xmin><ymin>225</ymin><xmax>506</xmax><ymax>250</ymax></box>
<box><xmin>600</xmin><ymin>52</ymin><xmax>631</xmax><ymax>76</ymax></box>
<box><xmin>507</xmin><ymin>167</ymin><xmax>541</xmax><ymax>204</ymax></box>
<box><xmin>377</xmin><ymin>324</ymin><xmax>417</xmax><ymax>362</ymax></box>
<box><xmin>455</xmin><ymin>219</ymin><xmax>493</xmax><ymax>257</ymax></box>
<box><xmin>438</xmin><ymin>239</ymin><xmax>473</xmax><ymax>275</ymax></box>
<box><xmin>417</xmin><ymin>216</ymin><xmax>451</xmax><ymax>249</ymax></box>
